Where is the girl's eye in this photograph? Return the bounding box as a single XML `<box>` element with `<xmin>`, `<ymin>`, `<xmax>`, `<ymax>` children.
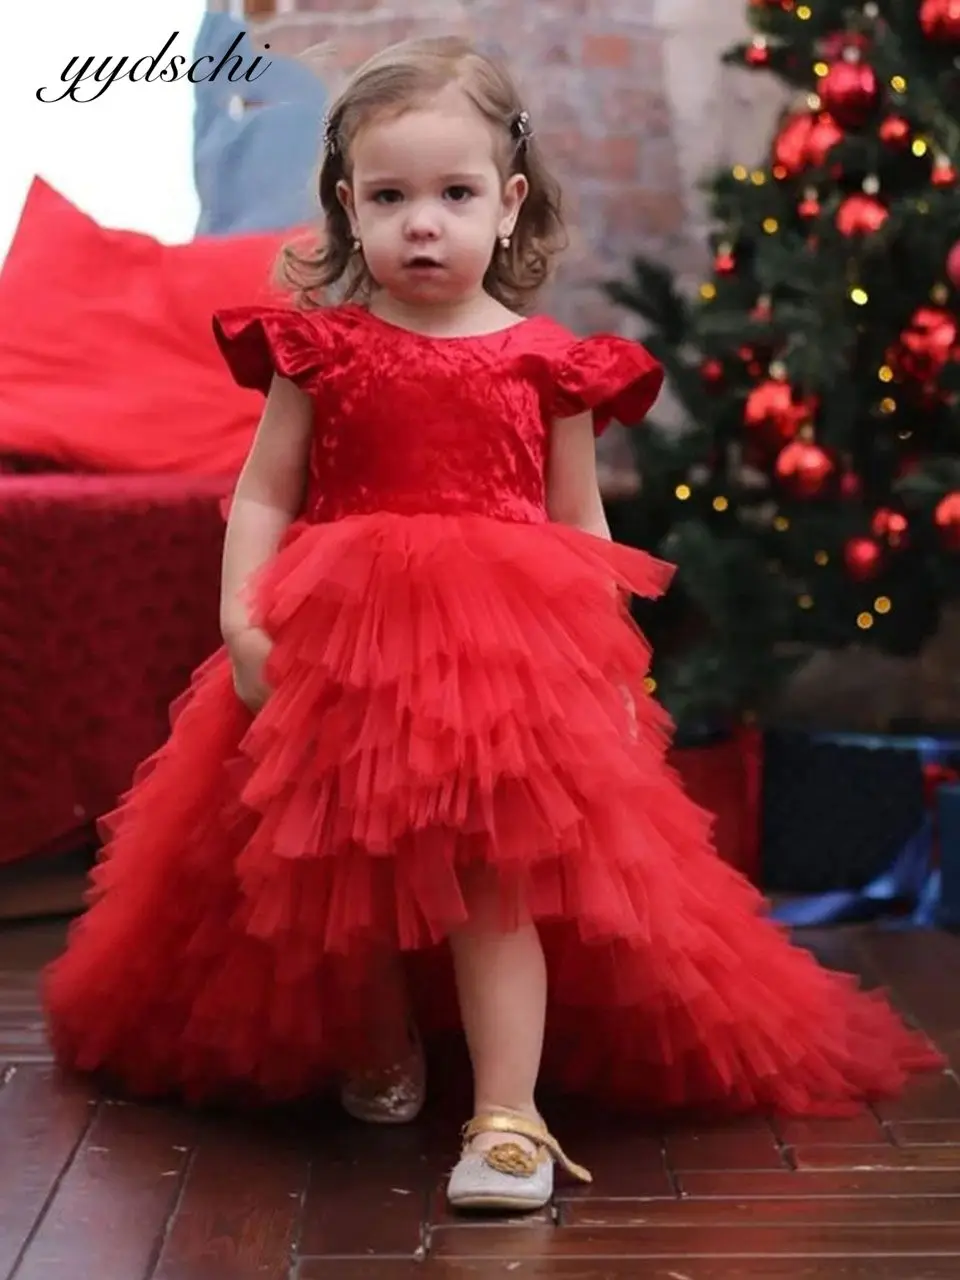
<box><xmin>445</xmin><ymin>185</ymin><xmax>474</xmax><ymax>203</ymax></box>
<box><xmin>372</xmin><ymin>189</ymin><xmax>403</xmax><ymax>205</ymax></box>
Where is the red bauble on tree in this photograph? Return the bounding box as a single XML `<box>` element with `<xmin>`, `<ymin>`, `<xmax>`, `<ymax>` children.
<box><xmin>946</xmin><ymin>239</ymin><xmax>960</xmax><ymax>288</ymax></box>
<box><xmin>934</xmin><ymin>492</ymin><xmax>960</xmax><ymax>550</ymax></box>
<box><xmin>871</xmin><ymin>508</ymin><xmax>909</xmax><ymax>547</ymax></box>
<box><xmin>920</xmin><ymin>0</ymin><xmax>960</xmax><ymax>41</ymax></box>
<box><xmin>888</xmin><ymin>306</ymin><xmax>958</xmax><ymax>384</ymax></box>
<box><xmin>879</xmin><ymin>115</ymin><xmax>911</xmax><ymax>149</ymax></box>
<box><xmin>932</xmin><ymin>154</ymin><xmax>958</xmax><ymax>187</ymax></box>
<box><xmin>836</xmin><ymin>193</ymin><xmax>888</xmax><ymax>236</ymax></box>
<box><xmin>844</xmin><ymin>536</ymin><xmax>883</xmax><ymax>580</ymax></box>
<box><xmin>714</xmin><ymin>245</ymin><xmax>737</xmax><ymax>274</ymax></box>
<box><xmin>701</xmin><ymin>358</ymin><xmax>725</xmax><ymax>390</ymax></box>
<box><xmin>772</xmin><ymin>112</ymin><xmax>844</xmax><ymax>178</ymax></box>
<box><xmin>744</xmin><ymin>379</ymin><xmax>815</xmax><ymax>450</ymax></box>
<box><xmin>775</xmin><ymin>441</ymin><xmax>836</xmax><ymax>498</ymax></box>
<box><xmin>819</xmin><ymin>54</ymin><xmax>879</xmax><ymax>129</ymax></box>
<box><xmin>746</xmin><ymin>37</ymin><xmax>770</xmax><ymax>67</ymax></box>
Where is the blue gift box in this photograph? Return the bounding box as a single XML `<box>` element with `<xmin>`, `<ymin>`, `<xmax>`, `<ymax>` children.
<box><xmin>937</xmin><ymin>782</ymin><xmax>960</xmax><ymax>930</ymax></box>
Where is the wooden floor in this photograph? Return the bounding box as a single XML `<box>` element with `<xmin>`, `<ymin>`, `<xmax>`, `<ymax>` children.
<box><xmin>2</xmin><ymin>918</ymin><xmax>960</xmax><ymax>1279</ymax></box>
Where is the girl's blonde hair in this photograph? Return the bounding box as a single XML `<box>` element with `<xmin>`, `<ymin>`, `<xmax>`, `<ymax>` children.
<box><xmin>279</xmin><ymin>35</ymin><xmax>567</xmax><ymax>312</ymax></box>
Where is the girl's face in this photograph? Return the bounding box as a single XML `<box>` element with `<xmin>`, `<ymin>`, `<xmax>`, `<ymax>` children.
<box><xmin>338</xmin><ymin>85</ymin><xmax>528</xmax><ymax>308</ymax></box>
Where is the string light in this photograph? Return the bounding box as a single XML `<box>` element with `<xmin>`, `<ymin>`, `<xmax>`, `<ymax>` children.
<box><xmin>814</xmin><ymin>550</ymin><xmax>829</xmax><ymax>565</ymax></box>
<box><xmin>713</xmin><ymin>496</ymin><xmax>729</xmax><ymax>512</ymax></box>
<box><xmin>643</xmin><ymin>676</ymin><xmax>657</xmax><ymax>694</ymax></box>
<box><xmin>878</xmin><ymin>364</ymin><xmax>894</xmax><ymax>382</ymax></box>
<box><xmin>798</xmin><ymin>593</ymin><xmax>814</xmax><ymax>609</ymax></box>
<box><xmin>891</xmin><ymin>75</ymin><xmax>907</xmax><ymax>93</ymax></box>
<box><xmin>912</xmin><ymin>138</ymin><xmax>929</xmax><ymax>157</ymax></box>
<box><xmin>813</xmin><ymin>61</ymin><xmax>829</xmax><ymax>77</ymax></box>
<box><xmin>850</xmin><ymin>286</ymin><xmax>869</xmax><ymax>305</ymax></box>
<box><xmin>700</xmin><ymin>282</ymin><xmax>717</xmax><ymax>301</ymax></box>
<box><xmin>751</xmin><ymin>170</ymin><xmax>767</xmax><ymax>186</ymax></box>
<box><xmin>797</xmin><ymin>4</ymin><xmax>812</xmax><ymax>18</ymax></box>
<box><xmin>880</xmin><ymin>396</ymin><xmax>897</xmax><ymax>413</ymax></box>
<box><xmin>675</xmin><ymin>484</ymin><xmax>692</xmax><ymax>500</ymax></box>
<box><xmin>857</xmin><ymin>611</ymin><xmax>874</xmax><ymax>629</ymax></box>
<box><xmin>875</xmin><ymin>596</ymin><xmax>892</xmax><ymax>613</ymax></box>
<box><xmin>774</xmin><ymin>515</ymin><xmax>790</xmax><ymax>531</ymax></box>
<box><xmin>763</xmin><ymin>217</ymin><xmax>779</xmax><ymax>233</ymax></box>
<box><xmin>732</xmin><ymin>164</ymin><xmax>748</xmax><ymax>181</ymax></box>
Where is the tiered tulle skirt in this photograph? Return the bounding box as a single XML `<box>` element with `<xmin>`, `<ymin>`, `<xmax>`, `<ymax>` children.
<box><xmin>43</xmin><ymin>513</ymin><xmax>943</xmax><ymax>1112</ymax></box>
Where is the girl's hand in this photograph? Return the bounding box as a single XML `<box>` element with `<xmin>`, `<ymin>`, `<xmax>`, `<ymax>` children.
<box><xmin>225</xmin><ymin>625</ymin><xmax>274</xmax><ymax>713</ymax></box>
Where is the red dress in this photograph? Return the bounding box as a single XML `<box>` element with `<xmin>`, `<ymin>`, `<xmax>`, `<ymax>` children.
<box><xmin>43</xmin><ymin>303</ymin><xmax>942</xmax><ymax>1114</ymax></box>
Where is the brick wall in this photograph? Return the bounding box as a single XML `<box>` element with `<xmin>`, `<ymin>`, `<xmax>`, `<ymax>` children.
<box><xmin>214</xmin><ymin>0</ymin><xmax>691</xmax><ymax>337</ymax></box>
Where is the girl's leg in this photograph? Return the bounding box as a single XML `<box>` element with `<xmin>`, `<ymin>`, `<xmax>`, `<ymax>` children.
<box><xmin>340</xmin><ymin>948</ymin><xmax>425</xmax><ymax>1124</ymax></box>
<box><xmin>448</xmin><ymin>877</ymin><xmax>548</xmax><ymax>1155</ymax></box>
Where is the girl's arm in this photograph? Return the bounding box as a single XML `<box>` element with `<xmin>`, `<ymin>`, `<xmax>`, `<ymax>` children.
<box><xmin>220</xmin><ymin>374</ymin><xmax>314</xmax><ymax>642</ymax></box>
<box><xmin>545</xmin><ymin>411</ymin><xmax>611</xmax><ymax>540</ymax></box>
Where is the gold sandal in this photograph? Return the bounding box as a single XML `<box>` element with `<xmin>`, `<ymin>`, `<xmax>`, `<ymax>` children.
<box><xmin>446</xmin><ymin>1108</ymin><xmax>592</xmax><ymax>1212</ymax></box>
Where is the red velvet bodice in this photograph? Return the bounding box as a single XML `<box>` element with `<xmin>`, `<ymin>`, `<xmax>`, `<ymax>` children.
<box><xmin>214</xmin><ymin>302</ymin><xmax>663</xmax><ymax>526</ymax></box>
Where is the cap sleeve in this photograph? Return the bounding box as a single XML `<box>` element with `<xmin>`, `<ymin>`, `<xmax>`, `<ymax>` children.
<box><xmin>550</xmin><ymin>335</ymin><xmax>664</xmax><ymax>436</ymax></box>
<box><xmin>212</xmin><ymin>304</ymin><xmax>332</xmax><ymax>395</ymax></box>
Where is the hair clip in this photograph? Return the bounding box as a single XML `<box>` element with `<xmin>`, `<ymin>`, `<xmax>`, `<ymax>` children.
<box><xmin>510</xmin><ymin>109</ymin><xmax>533</xmax><ymax>147</ymax></box>
<box><xmin>323</xmin><ymin>114</ymin><xmax>339</xmax><ymax>157</ymax></box>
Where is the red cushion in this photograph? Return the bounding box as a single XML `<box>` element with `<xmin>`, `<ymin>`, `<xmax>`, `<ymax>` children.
<box><xmin>0</xmin><ymin>177</ymin><xmax>302</xmax><ymax>475</ymax></box>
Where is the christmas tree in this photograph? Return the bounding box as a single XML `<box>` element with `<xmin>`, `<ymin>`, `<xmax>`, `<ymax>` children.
<box><xmin>611</xmin><ymin>0</ymin><xmax>960</xmax><ymax>734</ymax></box>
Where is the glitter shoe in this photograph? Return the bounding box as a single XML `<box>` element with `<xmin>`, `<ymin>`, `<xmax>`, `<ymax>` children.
<box><xmin>446</xmin><ymin>1109</ymin><xmax>592</xmax><ymax>1213</ymax></box>
<box><xmin>339</xmin><ymin>1019</ymin><xmax>426</xmax><ymax>1125</ymax></box>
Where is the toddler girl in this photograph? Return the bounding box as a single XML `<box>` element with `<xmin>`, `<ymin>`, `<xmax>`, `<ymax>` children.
<box><xmin>44</xmin><ymin>35</ymin><xmax>942</xmax><ymax>1214</ymax></box>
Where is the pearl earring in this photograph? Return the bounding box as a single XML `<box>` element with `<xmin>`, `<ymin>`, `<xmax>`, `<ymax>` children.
<box><xmin>499</xmin><ymin>234</ymin><xmax>511</xmax><ymax>249</ymax></box>
<box><xmin>352</xmin><ymin>236</ymin><xmax>361</xmax><ymax>252</ymax></box>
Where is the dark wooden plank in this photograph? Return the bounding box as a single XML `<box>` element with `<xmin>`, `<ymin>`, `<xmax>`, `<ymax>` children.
<box><xmin>0</xmin><ymin>921</ymin><xmax>69</xmax><ymax>972</ymax></box>
<box><xmin>299</xmin><ymin>1263</ymin><xmax>772</xmax><ymax>1280</ymax></box>
<box><xmin>562</xmin><ymin>1194</ymin><xmax>960</xmax><ymax>1226</ymax></box>
<box><xmin>664</xmin><ymin>1118</ymin><xmax>788</xmax><ymax>1171</ymax></box>
<box><xmin>874</xmin><ymin>1070</ymin><xmax>960</xmax><ymax>1121</ymax></box>
<box><xmin>859</xmin><ymin>931</ymin><xmax>960</xmax><ymax>1034</ymax></box>
<box><xmin>0</xmin><ymin>1064</ymin><xmax>95</xmax><ymax>1280</ymax></box>
<box><xmin>13</xmin><ymin>1098</ymin><xmax>195</xmax><ymax>1280</ymax></box>
<box><xmin>894</xmin><ymin>1121</ymin><xmax>960</xmax><ymax>1145</ymax></box>
<box><xmin>296</xmin><ymin>1120</ymin><xmax>434</xmax><ymax>1259</ymax></box>
<box><xmin>430</xmin><ymin>1221</ymin><xmax>960</xmax><ymax>1258</ymax></box>
<box><xmin>152</xmin><ymin>1111</ymin><xmax>310</xmax><ymax>1280</ymax></box>
<box><xmin>793</xmin><ymin>1143</ymin><xmax>960</xmax><ymax>1170</ymax></box>
<box><xmin>773</xmin><ymin>1112</ymin><xmax>890</xmax><ymax>1146</ymax></box>
<box><xmin>546</xmin><ymin>1113</ymin><xmax>671</xmax><ymax>1200</ymax></box>
<box><xmin>677</xmin><ymin>1167</ymin><xmax>960</xmax><ymax>1197</ymax></box>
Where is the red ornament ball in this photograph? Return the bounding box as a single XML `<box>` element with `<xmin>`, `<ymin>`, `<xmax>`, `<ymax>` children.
<box><xmin>746</xmin><ymin>38</ymin><xmax>770</xmax><ymax>66</ymax></box>
<box><xmin>889</xmin><ymin>306</ymin><xmax>958</xmax><ymax>384</ymax></box>
<box><xmin>835</xmin><ymin>193</ymin><xmax>889</xmax><ymax>236</ymax></box>
<box><xmin>932</xmin><ymin>156</ymin><xmax>958</xmax><ymax>187</ymax></box>
<box><xmin>701</xmin><ymin>358</ymin><xmax>725</xmax><ymax>389</ymax></box>
<box><xmin>840</xmin><ymin>471</ymin><xmax>863</xmax><ymax>500</ymax></box>
<box><xmin>920</xmin><ymin>0</ymin><xmax>960</xmax><ymax>41</ymax></box>
<box><xmin>934</xmin><ymin>492</ymin><xmax>960</xmax><ymax>550</ymax></box>
<box><xmin>714</xmin><ymin>248</ymin><xmax>737</xmax><ymax>275</ymax></box>
<box><xmin>798</xmin><ymin>188</ymin><xmax>821</xmax><ymax>219</ymax></box>
<box><xmin>744</xmin><ymin>380</ymin><xmax>813</xmax><ymax>449</ymax></box>
<box><xmin>772</xmin><ymin>112</ymin><xmax>844</xmax><ymax>178</ymax></box>
<box><xmin>819</xmin><ymin>57</ymin><xmax>879</xmax><ymax>129</ymax></box>
<box><xmin>871</xmin><ymin>507</ymin><xmax>909</xmax><ymax>546</ymax></box>
<box><xmin>844</xmin><ymin>536</ymin><xmax>883</xmax><ymax>580</ymax></box>
<box><xmin>775</xmin><ymin>441</ymin><xmax>836</xmax><ymax>498</ymax></box>
<box><xmin>879</xmin><ymin>115</ymin><xmax>911</xmax><ymax>149</ymax></box>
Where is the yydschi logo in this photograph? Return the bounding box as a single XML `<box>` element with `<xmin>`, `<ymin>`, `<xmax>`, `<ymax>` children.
<box><xmin>37</xmin><ymin>32</ymin><xmax>273</xmax><ymax>104</ymax></box>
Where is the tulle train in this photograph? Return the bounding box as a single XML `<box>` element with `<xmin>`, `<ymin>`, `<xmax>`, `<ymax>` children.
<box><xmin>43</xmin><ymin>513</ymin><xmax>943</xmax><ymax>1112</ymax></box>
